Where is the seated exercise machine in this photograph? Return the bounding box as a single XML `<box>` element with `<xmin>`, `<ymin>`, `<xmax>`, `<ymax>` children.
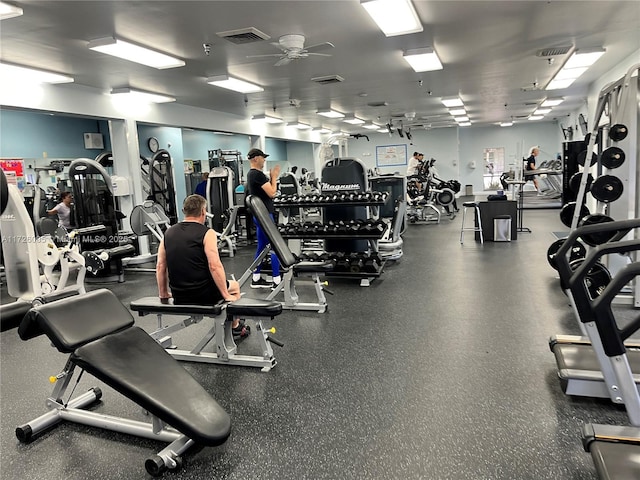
<box><xmin>238</xmin><ymin>195</ymin><xmax>333</xmax><ymax>313</ymax></box>
<box><xmin>0</xmin><ymin>168</ymin><xmax>100</xmax><ymax>332</ymax></box>
<box><xmin>69</xmin><ymin>159</ymin><xmax>136</xmax><ymax>282</ymax></box>
<box><xmin>206</xmin><ymin>166</ymin><xmax>239</xmax><ymax>257</ymax></box>
<box><xmin>131</xmin><ymin>196</ymin><xmax>287</xmax><ymax>372</ymax></box>
<box><xmin>549</xmin><ymin>218</ymin><xmax>640</xmax><ymax>401</ymax></box>
<box><xmin>126</xmin><ymin>200</ymin><xmax>170</xmax><ymax>272</ymax></box>
<box><xmin>377</xmin><ymin>198</ymin><xmax>406</xmax><ymax>261</ymax></box>
<box><xmin>15</xmin><ymin>289</ymin><xmax>231</xmax><ymax>477</ymax></box>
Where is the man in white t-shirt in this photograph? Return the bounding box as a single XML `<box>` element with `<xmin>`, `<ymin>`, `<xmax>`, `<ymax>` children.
<box><xmin>406</xmin><ymin>151</ymin><xmax>421</xmax><ymax>177</ymax></box>
<box><xmin>47</xmin><ymin>191</ymin><xmax>73</xmax><ymax>228</ymax></box>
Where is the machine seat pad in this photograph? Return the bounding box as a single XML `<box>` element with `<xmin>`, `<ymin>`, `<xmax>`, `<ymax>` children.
<box><xmin>72</xmin><ymin>326</ymin><xmax>231</xmax><ymax>446</ymax></box>
<box><xmin>0</xmin><ymin>301</ymin><xmax>32</xmax><ymax>332</ymax></box>
<box><xmin>18</xmin><ymin>289</ymin><xmax>134</xmax><ymax>352</ymax></box>
<box><xmin>293</xmin><ymin>261</ymin><xmax>335</xmax><ymax>273</ymax></box>
<box><xmin>130</xmin><ymin>297</ymin><xmax>223</xmax><ymax>316</ymax></box>
<box><xmin>227</xmin><ymin>297</ymin><xmax>282</xmax><ymax>317</ymax></box>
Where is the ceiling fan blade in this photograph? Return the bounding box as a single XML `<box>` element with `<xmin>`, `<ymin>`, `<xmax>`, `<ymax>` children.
<box><xmin>246</xmin><ymin>54</ymin><xmax>286</xmax><ymax>59</ymax></box>
<box><xmin>305</xmin><ymin>53</ymin><xmax>332</xmax><ymax>57</ymax></box>
<box><xmin>274</xmin><ymin>57</ymin><xmax>292</xmax><ymax>67</ymax></box>
<box><xmin>304</xmin><ymin>42</ymin><xmax>335</xmax><ymax>52</ymax></box>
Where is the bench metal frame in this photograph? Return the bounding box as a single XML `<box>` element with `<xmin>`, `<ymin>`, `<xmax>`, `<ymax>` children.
<box><xmin>135</xmin><ymin>303</ymin><xmax>277</xmax><ymax>372</ymax></box>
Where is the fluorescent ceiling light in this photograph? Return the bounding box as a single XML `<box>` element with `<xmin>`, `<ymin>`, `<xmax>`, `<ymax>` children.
<box><xmin>541</xmin><ymin>98</ymin><xmax>564</xmax><ymax>107</ymax></box>
<box><xmin>449</xmin><ymin>108</ymin><xmax>466</xmax><ymax>116</ymax></box>
<box><xmin>317</xmin><ymin>109</ymin><xmax>345</xmax><ymax>118</ymax></box>
<box><xmin>546</xmin><ymin>78</ymin><xmax>575</xmax><ymax>90</ymax></box>
<box><xmin>458</xmin><ymin>122</ymin><xmax>472</xmax><ymax>127</ymax></box>
<box><xmin>564</xmin><ymin>48</ymin><xmax>606</xmax><ymax>69</ymax></box>
<box><xmin>362</xmin><ymin>123</ymin><xmax>380</xmax><ymax>130</ymax></box>
<box><xmin>554</xmin><ymin>67</ymin><xmax>588</xmax><ymax>81</ymax></box>
<box><xmin>441</xmin><ymin>97</ymin><xmax>463</xmax><ymax>108</ymax></box>
<box><xmin>500</xmin><ymin>122</ymin><xmax>513</xmax><ymax>127</ymax></box>
<box><xmin>0</xmin><ymin>62</ymin><xmax>74</xmax><ymax>84</ymax></box>
<box><xmin>206</xmin><ymin>75</ymin><xmax>263</xmax><ymax>93</ymax></box>
<box><xmin>110</xmin><ymin>87</ymin><xmax>175</xmax><ymax>103</ymax></box>
<box><xmin>252</xmin><ymin>114</ymin><xmax>283</xmax><ymax>124</ymax></box>
<box><xmin>403</xmin><ymin>47</ymin><xmax>443</xmax><ymax>72</ymax></box>
<box><xmin>528</xmin><ymin>115</ymin><xmax>544</xmax><ymax>121</ymax></box>
<box><xmin>0</xmin><ymin>1</ymin><xmax>23</xmax><ymax>19</ymax></box>
<box><xmin>343</xmin><ymin>116</ymin><xmax>365</xmax><ymax>125</ymax></box>
<box><xmin>454</xmin><ymin>116</ymin><xmax>469</xmax><ymax>123</ymax></box>
<box><xmin>88</xmin><ymin>37</ymin><xmax>185</xmax><ymax>69</ymax></box>
<box><xmin>534</xmin><ymin>108</ymin><xmax>551</xmax><ymax>115</ymax></box>
<box><xmin>361</xmin><ymin>0</ymin><xmax>423</xmax><ymax>37</ymax></box>
<box><xmin>312</xmin><ymin>127</ymin><xmax>333</xmax><ymax>133</ymax></box>
<box><xmin>545</xmin><ymin>47</ymin><xmax>605</xmax><ymax>91</ymax></box>
<box><xmin>288</xmin><ymin>122</ymin><xmax>311</xmax><ymax>130</ymax></box>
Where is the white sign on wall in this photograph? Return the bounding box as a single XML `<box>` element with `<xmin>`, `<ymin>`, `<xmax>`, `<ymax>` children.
<box><xmin>375</xmin><ymin>144</ymin><xmax>407</xmax><ymax>167</ymax></box>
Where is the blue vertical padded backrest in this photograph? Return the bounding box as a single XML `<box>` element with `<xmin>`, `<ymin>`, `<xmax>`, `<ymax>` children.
<box><xmin>245</xmin><ymin>195</ymin><xmax>297</xmax><ymax>269</ymax></box>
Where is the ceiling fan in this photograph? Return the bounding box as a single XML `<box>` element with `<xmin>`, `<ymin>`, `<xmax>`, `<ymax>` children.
<box><xmin>247</xmin><ymin>34</ymin><xmax>334</xmax><ymax>66</ymax></box>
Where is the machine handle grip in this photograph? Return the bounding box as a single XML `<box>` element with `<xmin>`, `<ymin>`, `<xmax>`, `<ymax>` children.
<box><xmin>72</xmin><ymin>225</ymin><xmax>107</xmax><ymax>236</ymax></box>
<box><xmin>267</xmin><ymin>335</ymin><xmax>284</xmax><ymax>347</ymax></box>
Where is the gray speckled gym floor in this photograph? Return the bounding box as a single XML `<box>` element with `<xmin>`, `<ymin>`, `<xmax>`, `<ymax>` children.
<box><xmin>1</xmin><ymin>205</ymin><xmax>635</xmax><ymax>479</ymax></box>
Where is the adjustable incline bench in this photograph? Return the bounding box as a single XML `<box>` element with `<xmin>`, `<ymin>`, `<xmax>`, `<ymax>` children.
<box><xmin>238</xmin><ymin>195</ymin><xmax>333</xmax><ymax>313</ymax></box>
<box><xmin>15</xmin><ymin>289</ymin><xmax>231</xmax><ymax>477</ymax></box>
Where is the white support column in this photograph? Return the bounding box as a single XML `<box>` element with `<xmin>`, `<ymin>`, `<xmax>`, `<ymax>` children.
<box><xmin>109</xmin><ymin>118</ymin><xmax>149</xmax><ymax>253</ymax></box>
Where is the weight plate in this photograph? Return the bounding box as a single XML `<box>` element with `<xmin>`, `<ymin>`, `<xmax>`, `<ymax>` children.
<box><xmin>35</xmin><ymin>236</ymin><xmax>60</xmax><ymax>266</ymax></box>
<box><xmin>600</xmin><ymin>146</ymin><xmax>625</xmax><ymax>169</ymax></box>
<box><xmin>609</xmin><ymin>123</ymin><xmax>628</xmax><ymax>142</ymax></box>
<box><xmin>578</xmin><ymin>213</ymin><xmax>615</xmax><ymax>246</ymax></box>
<box><xmin>569</xmin><ymin>172</ymin><xmax>593</xmax><ymax>195</ymax></box>
<box><xmin>559</xmin><ymin>202</ymin><xmax>590</xmax><ymax>228</ymax></box>
<box><xmin>569</xmin><ymin>259</ymin><xmax>611</xmax><ymax>299</ymax></box>
<box><xmin>577</xmin><ymin>150</ymin><xmax>598</xmax><ymax>167</ymax></box>
<box><xmin>547</xmin><ymin>238</ymin><xmax>587</xmax><ymax>271</ymax></box>
<box><xmin>591</xmin><ymin>175</ymin><xmax>623</xmax><ymax>203</ymax></box>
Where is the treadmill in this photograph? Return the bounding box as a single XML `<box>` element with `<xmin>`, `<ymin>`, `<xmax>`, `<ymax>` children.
<box><xmin>580</xmin><ymin>262</ymin><xmax>640</xmax><ymax>479</ymax></box>
<box><xmin>549</xmin><ymin>218</ymin><xmax>640</xmax><ymax>402</ymax></box>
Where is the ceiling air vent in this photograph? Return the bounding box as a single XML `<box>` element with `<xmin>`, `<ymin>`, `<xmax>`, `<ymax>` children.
<box><xmin>536</xmin><ymin>45</ymin><xmax>572</xmax><ymax>57</ymax></box>
<box><xmin>367</xmin><ymin>101</ymin><xmax>388</xmax><ymax>107</ymax></box>
<box><xmin>311</xmin><ymin>75</ymin><xmax>345</xmax><ymax>85</ymax></box>
<box><xmin>216</xmin><ymin>27</ymin><xmax>270</xmax><ymax>44</ymax></box>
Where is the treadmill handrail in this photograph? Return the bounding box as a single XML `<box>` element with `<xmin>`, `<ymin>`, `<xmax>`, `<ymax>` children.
<box><xmin>555</xmin><ymin>218</ymin><xmax>640</xmax><ymax>264</ymax></box>
<box><xmin>567</xmin><ymin>239</ymin><xmax>640</xmax><ymax>289</ymax></box>
<box><xmin>591</xmin><ymin>262</ymin><xmax>640</xmax><ymax>357</ymax></box>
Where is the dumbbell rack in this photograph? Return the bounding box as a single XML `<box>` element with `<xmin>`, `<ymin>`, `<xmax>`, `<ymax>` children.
<box><xmin>275</xmin><ymin>192</ymin><xmax>389</xmax><ymax>286</ymax></box>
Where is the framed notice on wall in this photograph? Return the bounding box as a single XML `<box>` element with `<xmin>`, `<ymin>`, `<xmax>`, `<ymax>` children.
<box><xmin>375</xmin><ymin>144</ymin><xmax>407</xmax><ymax>167</ymax></box>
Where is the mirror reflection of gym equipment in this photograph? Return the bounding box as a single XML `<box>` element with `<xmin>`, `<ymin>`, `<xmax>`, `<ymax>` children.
<box><xmin>69</xmin><ymin>159</ymin><xmax>136</xmax><ymax>282</ymax></box>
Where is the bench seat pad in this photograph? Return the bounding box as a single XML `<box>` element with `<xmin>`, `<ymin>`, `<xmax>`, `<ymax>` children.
<box><xmin>130</xmin><ymin>297</ymin><xmax>223</xmax><ymax>316</ymax></box>
<box><xmin>71</xmin><ymin>326</ymin><xmax>231</xmax><ymax>446</ymax></box>
<box><xmin>227</xmin><ymin>297</ymin><xmax>282</xmax><ymax>317</ymax></box>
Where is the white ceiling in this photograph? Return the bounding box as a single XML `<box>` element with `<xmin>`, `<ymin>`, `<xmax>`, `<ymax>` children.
<box><xmin>1</xmin><ymin>1</ymin><xmax>639</xmax><ymax>132</ymax></box>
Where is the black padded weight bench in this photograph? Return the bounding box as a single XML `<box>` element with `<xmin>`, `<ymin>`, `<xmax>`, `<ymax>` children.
<box><xmin>15</xmin><ymin>289</ymin><xmax>231</xmax><ymax>477</ymax></box>
<box><xmin>130</xmin><ymin>296</ymin><xmax>283</xmax><ymax>372</ymax></box>
<box><xmin>238</xmin><ymin>195</ymin><xmax>333</xmax><ymax>313</ymax></box>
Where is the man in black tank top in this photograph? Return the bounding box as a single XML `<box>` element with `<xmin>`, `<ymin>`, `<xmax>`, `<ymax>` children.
<box><xmin>156</xmin><ymin>195</ymin><xmax>248</xmax><ymax>336</ymax></box>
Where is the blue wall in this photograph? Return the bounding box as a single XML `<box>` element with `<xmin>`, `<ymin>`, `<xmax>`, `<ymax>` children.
<box><xmin>0</xmin><ymin>109</ymin><xmax>110</xmax><ymax>159</ymax></box>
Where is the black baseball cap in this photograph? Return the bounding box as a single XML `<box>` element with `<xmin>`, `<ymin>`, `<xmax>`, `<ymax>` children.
<box><xmin>247</xmin><ymin>148</ymin><xmax>269</xmax><ymax>159</ymax></box>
